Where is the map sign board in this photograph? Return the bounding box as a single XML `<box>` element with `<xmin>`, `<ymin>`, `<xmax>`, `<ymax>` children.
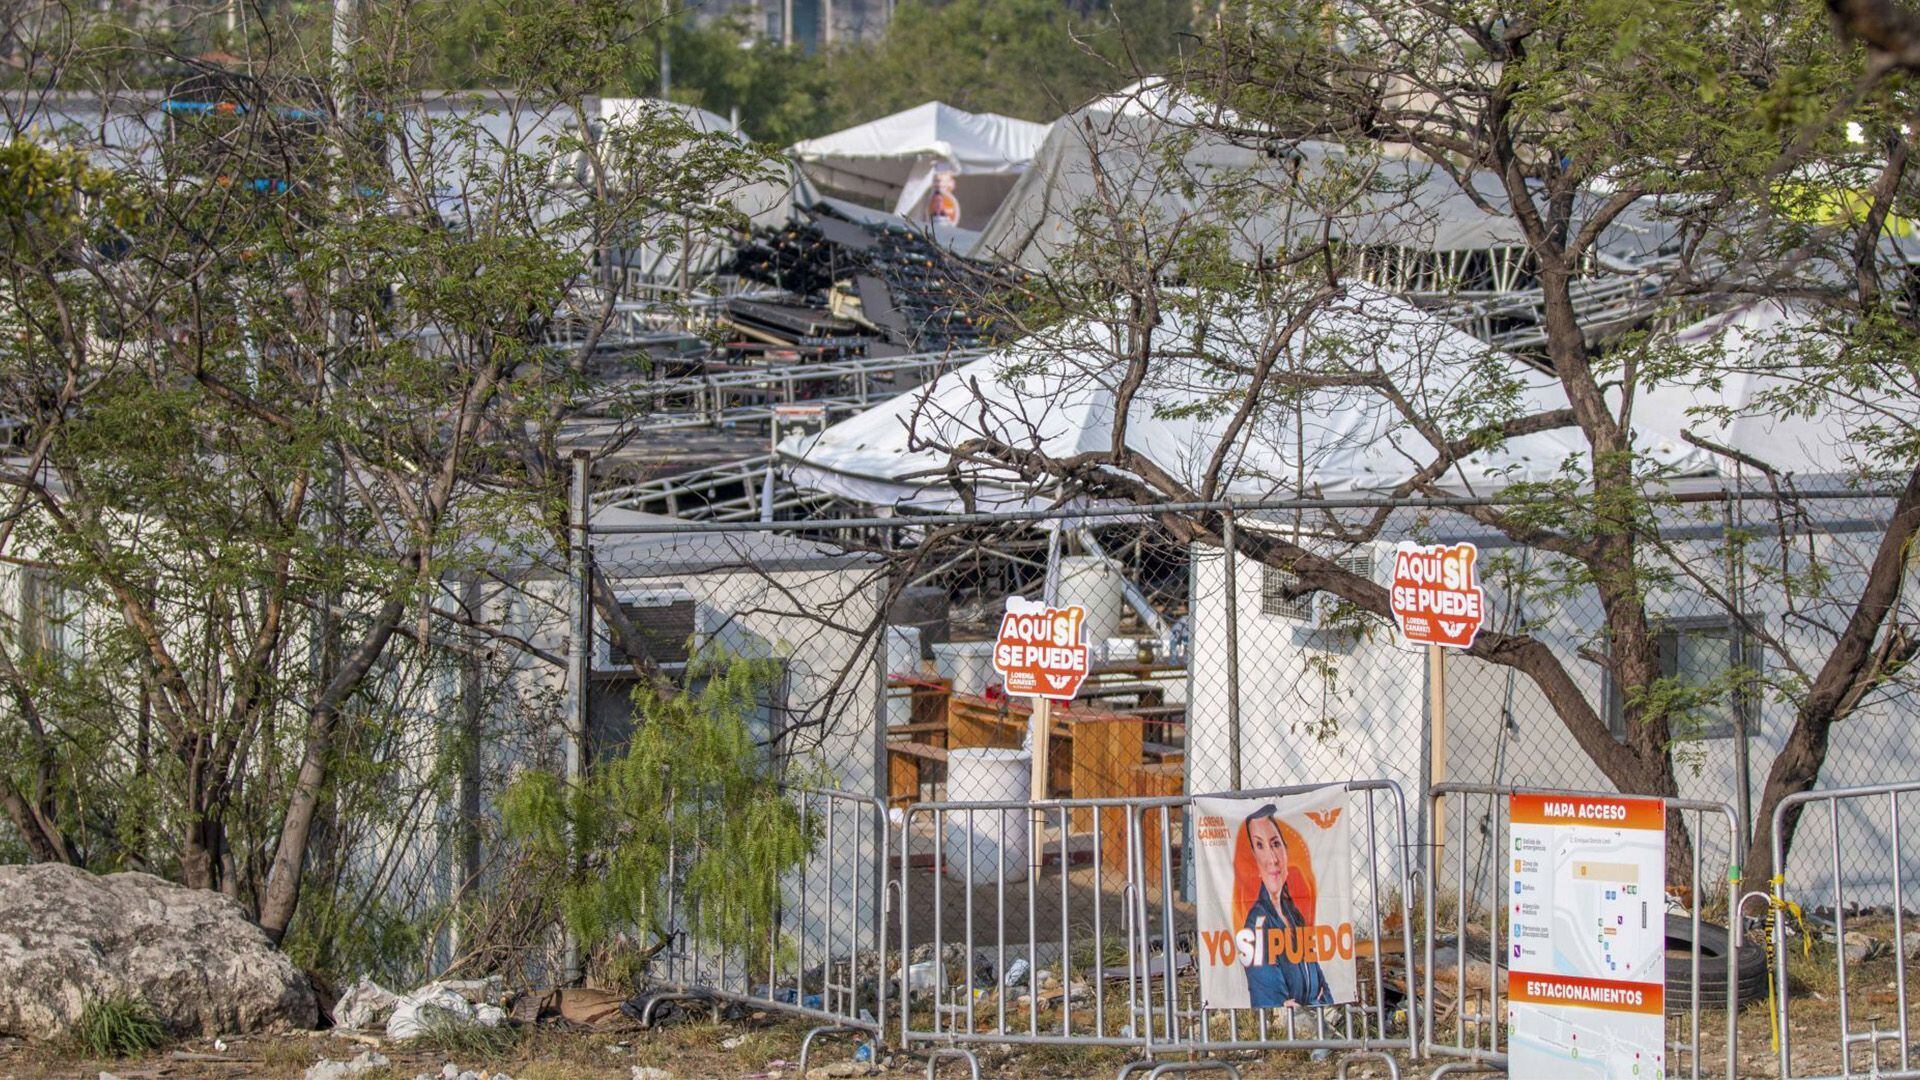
<box><xmin>1389</xmin><ymin>541</ymin><xmax>1486</xmax><ymax>649</ymax></box>
<box><xmin>1507</xmin><ymin>793</ymin><xmax>1667</xmax><ymax>1079</ymax></box>
<box><xmin>991</xmin><ymin>597</ymin><xmax>1090</xmax><ymax>700</ymax></box>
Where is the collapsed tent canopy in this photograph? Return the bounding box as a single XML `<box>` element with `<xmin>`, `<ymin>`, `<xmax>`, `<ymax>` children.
<box><xmin>788</xmin><ymin>101</ymin><xmax>1049</xmax><ymax>228</ymax></box>
<box><xmin>777</xmin><ymin>284</ymin><xmax>1711</xmax><ymax>513</ymax></box>
<box><xmin>974</xmin><ymin>89</ymin><xmax>1677</xmax><ymax>280</ymax></box>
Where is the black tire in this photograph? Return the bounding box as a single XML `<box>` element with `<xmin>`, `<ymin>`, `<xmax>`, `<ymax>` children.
<box><xmin>1664</xmin><ymin>914</ymin><xmax>1769</xmax><ymax>1009</ymax></box>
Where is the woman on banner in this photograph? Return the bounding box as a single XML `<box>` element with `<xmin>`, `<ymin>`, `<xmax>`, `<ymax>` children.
<box><xmin>1234</xmin><ymin>803</ymin><xmax>1334</xmax><ymax>1008</ymax></box>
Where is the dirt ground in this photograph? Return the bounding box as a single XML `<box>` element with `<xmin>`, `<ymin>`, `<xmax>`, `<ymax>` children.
<box><xmin>2</xmin><ymin>925</ymin><xmax>1903</xmax><ymax>1080</ymax></box>
<box><xmin>0</xmin><ymin>1018</ymin><xmax>1415</xmax><ymax>1080</ymax></box>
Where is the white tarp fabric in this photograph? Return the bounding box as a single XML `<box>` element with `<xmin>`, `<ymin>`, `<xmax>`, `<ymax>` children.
<box><xmin>788</xmin><ymin>101</ymin><xmax>1050</xmax><ymax>225</ymax></box>
<box><xmin>777</xmin><ymin>284</ymin><xmax>1711</xmax><ymax>512</ymax></box>
<box><xmin>598</xmin><ymin>97</ymin><xmax>796</xmax><ymax>285</ymax></box>
<box><xmin>1635</xmin><ymin>300</ymin><xmax>1912</xmax><ymax>478</ymax></box>
<box><xmin>975</xmin><ymin>89</ymin><xmax>1676</xmax><ymax>274</ymax></box>
<box><xmin>800</xmin><ymin>190</ymin><xmax>983</xmax><ymax>255</ymax></box>
<box><xmin>1083</xmin><ymin>76</ymin><xmax>1246</xmax><ymax>128</ymax></box>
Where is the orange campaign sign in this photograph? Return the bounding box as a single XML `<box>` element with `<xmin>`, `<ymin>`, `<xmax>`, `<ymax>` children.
<box><xmin>992</xmin><ymin>597</ymin><xmax>1090</xmax><ymax>701</ymax></box>
<box><xmin>1388</xmin><ymin>541</ymin><xmax>1486</xmax><ymax>649</ymax></box>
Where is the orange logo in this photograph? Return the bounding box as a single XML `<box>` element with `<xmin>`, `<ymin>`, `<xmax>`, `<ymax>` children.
<box><xmin>1306</xmin><ymin>808</ymin><xmax>1343</xmax><ymax>829</ymax></box>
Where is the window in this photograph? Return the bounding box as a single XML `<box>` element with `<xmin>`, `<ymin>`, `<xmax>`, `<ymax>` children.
<box><xmin>18</xmin><ymin>569</ymin><xmax>78</xmax><ymax>661</ymax></box>
<box><xmin>1260</xmin><ymin>552</ymin><xmax>1372</xmax><ymax>622</ymax></box>
<box><xmin>1607</xmin><ymin>616</ymin><xmax>1758</xmax><ymax>741</ymax></box>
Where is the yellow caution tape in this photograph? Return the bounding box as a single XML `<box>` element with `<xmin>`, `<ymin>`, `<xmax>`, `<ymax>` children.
<box><xmin>1762</xmin><ymin>873</ymin><xmax>1813</xmax><ymax>1054</ymax></box>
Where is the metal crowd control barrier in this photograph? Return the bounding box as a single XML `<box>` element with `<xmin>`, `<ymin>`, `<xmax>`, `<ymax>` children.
<box><xmin>1422</xmin><ymin>783</ymin><xmax>1743</xmax><ymax>1080</ymax></box>
<box><xmin>1771</xmin><ymin>781</ymin><xmax>1920</xmax><ymax>1079</ymax></box>
<box><xmin>895</xmin><ymin>781</ymin><xmax>1418</xmax><ymax>1079</ymax></box>
<box><xmin>648</xmin><ymin>787</ymin><xmax>893</xmax><ymax>1068</ymax></box>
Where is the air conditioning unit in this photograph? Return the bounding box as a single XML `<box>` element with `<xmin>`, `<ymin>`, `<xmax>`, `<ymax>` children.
<box><xmin>1259</xmin><ymin>550</ymin><xmax>1374</xmax><ymax>630</ymax></box>
<box><xmin>594</xmin><ymin>588</ymin><xmax>698</xmax><ymax>671</ymax></box>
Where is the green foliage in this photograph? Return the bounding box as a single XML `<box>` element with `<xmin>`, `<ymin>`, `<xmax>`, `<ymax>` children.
<box><xmin>0</xmin><ymin>0</ymin><xmax>777</xmax><ymax>969</ymax></box>
<box><xmin>820</xmin><ymin>0</ymin><xmax>1188</xmax><ymax>124</ymax></box>
<box><xmin>410</xmin><ymin>0</ymin><xmax>1190</xmax><ymax>143</ymax></box>
<box><xmin>410</xmin><ymin>1012</ymin><xmax>522</xmax><ymax>1057</ymax></box>
<box><xmin>501</xmin><ymin>653</ymin><xmax>814</xmax><ymax>962</ymax></box>
<box><xmin>658</xmin><ymin>21</ymin><xmax>840</xmax><ymax>148</ymax></box>
<box><xmin>66</xmin><ymin>993</ymin><xmax>169</xmax><ymax>1058</ymax></box>
<box><xmin>282</xmin><ymin>886</ymin><xmax>435</xmax><ymax>989</ymax></box>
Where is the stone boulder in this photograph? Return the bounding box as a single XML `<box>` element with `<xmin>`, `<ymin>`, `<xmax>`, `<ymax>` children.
<box><xmin>0</xmin><ymin>863</ymin><xmax>318</xmax><ymax>1040</ymax></box>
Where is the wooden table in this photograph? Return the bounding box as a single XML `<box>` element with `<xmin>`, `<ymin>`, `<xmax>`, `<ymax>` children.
<box><xmin>1131</xmin><ymin>762</ymin><xmax>1185</xmax><ymax>888</ymax></box>
<box><xmin>886</xmin><ymin>676</ymin><xmax>952</xmax><ymax>807</ymax></box>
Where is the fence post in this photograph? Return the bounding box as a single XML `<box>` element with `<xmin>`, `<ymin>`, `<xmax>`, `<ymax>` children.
<box><xmin>1724</xmin><ymin>494</ymin><xmax>1753</xmax><ymax>855</ymax></box>
<box><xmin>562</xmin><ymin>449</ymin><xmax>592</xmax><ymax>985</ymax></box>
<box><xmin>1222</xmin><ymin>504</ymin><xmax>1240</xmax><ymax>792</ymax></box>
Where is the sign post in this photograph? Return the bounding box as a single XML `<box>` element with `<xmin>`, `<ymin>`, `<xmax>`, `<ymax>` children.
<box><xmin>992</xmin><ymin>597</ymin><xmax>1091</xmax><ymax>864</ymax></box>
<box><xmin>1388</xmin><ymin>541</ymin><xmax>1487</xmax><ymax>860</ymax></box>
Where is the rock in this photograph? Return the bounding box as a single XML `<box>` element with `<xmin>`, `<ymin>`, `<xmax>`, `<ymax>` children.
<box><xmin>1903</xmin><ymin>930</ymin><xmax>1920</xmax><ymax>960</ymax></box>
<box><xmin>631</xmin><ymin>1068</ymin><xmax>677</xmax><ymax>1080</ymax></box>
<box><xmin>1843</xmin><ymin>930</ymin><xmax>1877</xmax><ymax>964</ymax></box>
<box><xmin>721</xmin><ymin>1034</ymin><xmax>746</xmax><ymax>1049</ymax></box>
<box><xmin>305</xmin><ymin>1050</ymin><xmax>391</xmax><ymax>1080</ymax></box>
<box><xmin>0</xmin><ymin>863</ymin><xmax>318</xmax><ymax>1040</ymax></box>
<box><xmin>332</xmin><ymin>977</ymin><xmax>400</xmax><ymax>1031</ymax></box>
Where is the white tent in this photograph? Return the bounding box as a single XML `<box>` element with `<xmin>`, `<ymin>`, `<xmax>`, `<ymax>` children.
<box><xmin>1082</xmin><ymin>76</ymin><xmax>1245</xmax><ymax>128</ymax></box>
<box><xmin>777</xmin><ymin>284</ymin><xmax>1711</xmax><ymax>511</ymax></box>
<box><xmin>597</xmin><ymin>97</ymin><xmax>796</xmax><ymax>286</ymax></box>
<box><xmin>974</xmin><ymin>89</ymin><xmax>1676</xmax><ymax>277</ymax></box>
<box><xmin>787</xmin><ymin>102</ymin><xmax>1050</xmax><ymax>228</ymax></box>
<box><xmin>1635</xmin><ymin>300</ymin><xmax>1912</xmax><ymax>479</ymax></box>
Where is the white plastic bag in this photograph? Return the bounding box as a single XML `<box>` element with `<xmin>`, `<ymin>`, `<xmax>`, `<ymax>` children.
<box><xmin>333</xmin><ymin>977</ymin><xmax>399</xmax><ymax>1031</ymax></box>
<box><xmin>385</xmin><ymin>986</ymin><xmax>475</xmax><ymax>1040</ymax></box>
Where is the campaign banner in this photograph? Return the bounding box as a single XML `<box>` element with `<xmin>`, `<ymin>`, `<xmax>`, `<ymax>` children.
<box><xmin>1507</xmin><ymin>793</ymin><xmax>1667</xmax><ymax>1079</ymax></box>
<box><xmin>1193</xmin><ymin>787</ymin><xmax>1357</xmax><ymax>1010</ymax></box>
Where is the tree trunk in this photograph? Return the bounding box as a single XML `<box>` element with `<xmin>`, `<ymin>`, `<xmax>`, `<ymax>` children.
<box><xmin>257</xmin><ymin>595</ymin><xmax>409</xmax><ymax>943</ymax></box>
<box><xmin>0</xmin><ymin>776</ymin><xmax>74</xmax><ymax>864</ymax></box>
<box><xmin>1743</xmin><ymin>468</ymin><xmax>1920</xmax><ymax>883</ymax></box>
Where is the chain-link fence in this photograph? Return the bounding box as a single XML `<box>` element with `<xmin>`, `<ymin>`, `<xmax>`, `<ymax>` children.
<box><xmin>544</xmin><ymin>479</ymin><xmax>1918</xmax><ymax>1071</ymax></box>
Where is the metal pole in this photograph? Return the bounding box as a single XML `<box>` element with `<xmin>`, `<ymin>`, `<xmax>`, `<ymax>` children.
<box><xmin>450</xmin><ymin>577</ymin><xmax>485</xmax><ymax>968</ymax></box>
<box><xmin>658</xmin><ymin>0</ymin><xmax>672</xmax><ymax>97</ymax></box>
<box><xmin>1724</xmin><ymin>494</ymin><xmax>1753</xmax><ymax>854</ymax></box>
<box><xmin>1428</xmin><ymin>645</ymin><xmax>1448</xmax><ymax>852</ymax></box>
<box><xmin>562</xmin><ymin>450</ymin><xmax>593</xmax><ymax>984</ymax></box>
<box><xmin>1222</xmin><ymin>506</ymin><xmax>1240</xmax><ymax>790</ymax></box>
<box><xmin>330</xmin><ymin>0</ymin><xmax>353</xmax><ymax>86</ymax></box>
